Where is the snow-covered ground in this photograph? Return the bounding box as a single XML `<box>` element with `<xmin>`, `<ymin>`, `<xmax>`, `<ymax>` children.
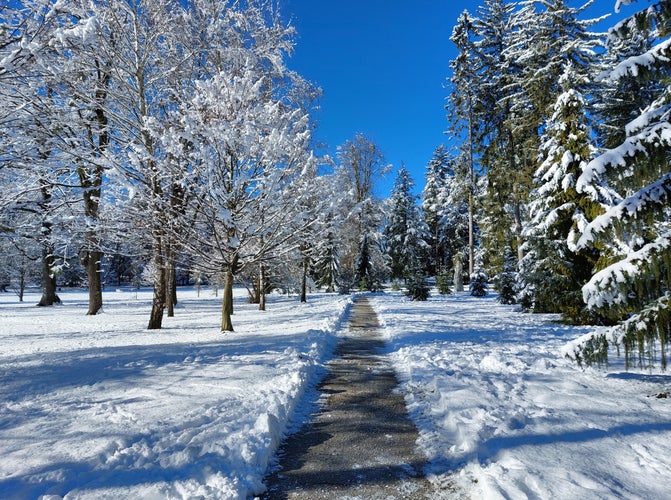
<box><xmin>371</xmin><ymin>292</ymin><xmax>671</xmax><ymax>500</ymax></box>
<box><xmin>0</xmin><ymin>287</ymin><xmax>351</xmax><ymax>499</ymax></box>
<box><xmin>1</xmin><ymin>288</ymin><xmax>670</xmax><ymax>499</ymax></box>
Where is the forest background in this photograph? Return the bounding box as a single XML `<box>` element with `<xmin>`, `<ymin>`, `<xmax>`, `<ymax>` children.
<box><xmin>0</xmin><ymin>0</ymin><xmax>669</xmax><ymax>370</ymax></box>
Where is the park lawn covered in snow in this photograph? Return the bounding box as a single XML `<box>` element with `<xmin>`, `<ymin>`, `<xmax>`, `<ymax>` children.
<box><xmin>0</xmin><ymin>287</ymin><xmax>351</xmax><ymax>499</ymax></box>
<box><xmin>2</xmin><ymin>288</ymin><xmax>671</xmax><ymax>500</ymax></box>
<box><xmin>371</xmin><ymin>292</ymin><xmax>671</xmax><ymax>500</ymax></box>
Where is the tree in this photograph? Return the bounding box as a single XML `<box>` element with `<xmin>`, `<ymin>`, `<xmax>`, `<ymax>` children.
<box><xmin>0</xmin><ymin>0</ymin><xmax>88</xmax><ymax>308</ymax></box>
<box><xmin>43</xmin><ymin>0</ymin><xmax>115</xmax><ymax>315</ymax></box>
<box><xmin>519</xmin><ymin>62</ymin><xmax>603</xmax><ymax>319</ymax></box>
<box><xmin>570</xmin><ymin>0</ymin><xmax>671</xmax><ymax>369</ymax></box>
<box><xmin>171</xmin><ymin>1</ymin><xmax>315</xmax><ymax>331</ymax></box>
<box><xmin>335</xmin><ymin>133</ymin><xmax>389</xmax><ymax>289</ymax></box>
<box><xmin>449</xmin><ymin>11</ymin><xmax>480</xmax><ymax>277</ymax></box>
<box><xmin>384</xmin><ymin>165</ymin><xmax>429</xmax><ymax>281</ymax></box>
<box><xmin>421</xmin><ymin>145</ymin><xmax>454</xmax><ymax>276</ymax></box>
<box><xmin>310</xmin><ymin>177</ymin><xmax>345</xmax><ymax>293</ymax></box>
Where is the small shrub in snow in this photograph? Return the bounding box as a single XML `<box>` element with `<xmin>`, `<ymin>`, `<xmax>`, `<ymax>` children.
<box><xmin>469</xmin><ymin>271</ymin><xmax>488</xmax><ymax>297</ymax></box>
<box><xmin>405</xmin><ymin>276</ymin><xmax>430</xmax><ymax>301</ymax></box>
<box><xmin>436</xmin><ymin>270</ymin><xmax>453</xmax><ymax>295</ymax></box>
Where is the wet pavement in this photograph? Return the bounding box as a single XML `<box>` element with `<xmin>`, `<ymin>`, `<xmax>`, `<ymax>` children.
<box><xmin>261</xmin><ymin>297</ymin><xmax>436</xmax><ymax>499</ymax></box>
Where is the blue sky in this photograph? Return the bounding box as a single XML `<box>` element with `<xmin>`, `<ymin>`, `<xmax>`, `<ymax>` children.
<box><xmin>282</xmin><ymin>0</ymin><xmax>623</xmax><ymax>197</ymax></box>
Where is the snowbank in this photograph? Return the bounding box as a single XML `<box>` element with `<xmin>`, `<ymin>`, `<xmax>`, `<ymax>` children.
<box><xmin>371</xmin><ymin>292</ymin><xmax>671</xmax><ymax>499</ymax></box>
<box><xmin>0</xmin><ymin>288</ymin><xmax>351</xmax><ymax>499</ymax></box>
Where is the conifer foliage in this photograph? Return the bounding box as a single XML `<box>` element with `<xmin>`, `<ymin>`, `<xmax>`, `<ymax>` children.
<box><xmin>571</xmin><ymin>1</ymin><xmax>671</xmax><ymax>369</ymax></box>
<box><xmin>384</xmin><ymin>165</ymin><xmax>429</xmax><ymax>282</ymax></box>
<box><xmin>446</xmin><ymin>0</ymin><xmax>670</xmax><ymax>368</ymax></box>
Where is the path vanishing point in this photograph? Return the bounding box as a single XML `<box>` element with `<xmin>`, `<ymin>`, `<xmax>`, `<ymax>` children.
<box><xmin>262</xmin><ymin>297</ymin><xmax>438</xmax><ymax>499</ymax></box>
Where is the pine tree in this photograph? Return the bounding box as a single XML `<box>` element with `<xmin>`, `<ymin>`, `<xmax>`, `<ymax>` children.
<box><xmin>495</xmin><ymin>247</ymin><xmax>518</xmax><ymax>305</ymax></box>
<box><xmin>449</xmin><ymin>11</ymin><xmax>481</xmax><ymax>277</ymax></box>
<box><xmin>421</xmin><ymin>145</ymin><xmax>453</xmax><ymax>276</ymax></box>
<box><xmin>571</xmin><ymin>0</ymin><xmax>671</xmax><ymax>369</ymax></box>
<box><xmin>384</xmin><ymin>165</ymin><xmax>430</xmax><ymax>281</ymax></box>
<box><xmin>312</xmin><ymin>220</ymin><xmax>340</xmax><ymax>293</ymax></box>
<box><xmin>520</xmin><ymin>63</ymin><xmax>602</xmax><ymax>320</ymax></box>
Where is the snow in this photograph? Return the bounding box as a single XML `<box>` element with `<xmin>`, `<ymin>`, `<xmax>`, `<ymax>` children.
<box><xmin>2</xmin><ymin>288</ymin><xmax>670</xmax><ymax>499</ymax></box>
<box><xmin>370</xmin><ymin>292</ymin><xmax>671</xmax><ymax>499</ymax></box>
<box><xmin>0</xmin><ymin>288</ymin><xmax>352</xmax><ymax>499</ymax></box>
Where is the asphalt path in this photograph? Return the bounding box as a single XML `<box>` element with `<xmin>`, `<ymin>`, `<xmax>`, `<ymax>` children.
<box><xmin>261</xmin><ymin>296</ymin><xmax>437</xmax><ymax>499</ymax></box>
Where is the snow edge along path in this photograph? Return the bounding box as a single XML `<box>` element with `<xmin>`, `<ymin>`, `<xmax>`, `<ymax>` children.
<box><xmin>0</xmin><ymin>289</ymin><xmax>353</xmax><ymax>500</ymax></box>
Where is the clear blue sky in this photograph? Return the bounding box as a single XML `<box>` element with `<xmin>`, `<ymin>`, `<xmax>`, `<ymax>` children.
<box><xmin>281</xmin><ymin>0</ymin><xmax>623</xmax><ymax>197</ymax></box>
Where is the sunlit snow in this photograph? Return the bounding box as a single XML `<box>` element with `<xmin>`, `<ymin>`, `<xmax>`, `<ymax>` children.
<box><xmin>1</xmin><ymin>289</ymin><xmax>670</xmax><ymax>499</ymax></box>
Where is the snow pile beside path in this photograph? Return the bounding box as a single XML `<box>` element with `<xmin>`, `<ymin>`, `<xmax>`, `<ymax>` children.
<box><xmin>0</xmin><ymin>288</ymin><xmax>351</xmax><ymax>499</ymax></box>
<box><xmin>371</xmin><ymin>292</ymin><xmax>671</xmax><ymax>499</ymax></box>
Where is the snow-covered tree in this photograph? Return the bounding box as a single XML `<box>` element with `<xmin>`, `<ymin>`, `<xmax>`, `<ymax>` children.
<box><xmin>421</xmin><ymin>145</ymin><xmax>456</xmax><ymax>275</ymax></box>
<box><xmin>494</xmin><ymin>247</ymin><xmax>517</xmax><ymax>304</ymax></box>
<box><xmin>384</xmin><ymin>165</ymin><xmax>429</xmax><ymax>281</ymax></box>
<box><xmin>519</xmin><ymin>62</ymin><xmax>603</xmax><ymax>320</ymax></box>
<box><xmin>474</xmin><ymin>0</ymin><xmax>528</xmax><ymax>272</ymax></box>
<box><xmin>571</xmin><ymin>0</ymin><xmax>671</xmax><ymax>369</ymax></box>
<box><xmin>449</xmin><ymin>11</ymin><xmax>480</xmax><ymax>277</ymax></box>
<box><xmin>172</xmin><ymin>3</ymin><xmax>314</xmax><ymax>331</ymax></box>
<box><xmin>311</xmin><ymin>176</ymin><xmax>346</xmax><ymax>293</ymax></box>
<box><xmin>335</xmin><ymin>134</ymin><xmax>389</xmax><ymax>290</ymax></box>
<box><xmin>0</xmin><ymin>0</ymin><xmax>89</xmax><ymax>307</ymax></box>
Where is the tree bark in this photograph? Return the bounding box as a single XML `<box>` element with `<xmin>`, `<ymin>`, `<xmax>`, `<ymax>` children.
<box><xmin>259</xmin><ymin>264</ymin><xmax>266</xmax><ymax>311</ymax></box>
<box><xmin>300</xmin><ymin>258</ymin><xmax>308</xmax><ymax>303</ymax></box>
<box><xmin>37</xmin><ymin>248</ymin><xmax>61</xmax><ymax>307</ymax></box>
<box><xmin>37</xmin><ymin>182</ymin><xmax>60</xmax><ymax>307</ymax></box>
<box><xmin>166</xmin><ymin>247</ymin><xmax>177</xmax><ymax>318</ymax></box>
<box><xmin>83</xmin><ymin>249</ymin><xmax>103</xmax><ymax>315</ymax></box>
<box><xmin>454</xmin><ymin>254</ymin><xmax>464</xmax><ymax>292</ymax></box>
<box><xmin>221</xmin><ymin>267</ymin><xmax>235</xmax><ymax>331</ymax></box>
<box><xmin>147</xmin><ymin>235</ymin><xmax>166</xmax><ymax>330</ymax></box>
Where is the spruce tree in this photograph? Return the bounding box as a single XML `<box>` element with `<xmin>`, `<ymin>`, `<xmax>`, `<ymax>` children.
<box><xmin>520</xmin><ymin>63</ymin><xmax>602</xmax><ymax>320</ymax></box>
<box><xmin>384</xmin><ymin>165</ymin><xmax>430</xmax><ymax>281</ymax></box>
<box><xmin>421</xmin><ymin>145</ymin><xmax>453</xmax><ymax>276</ymax></box>
<box><xmin>572</xmin><ymin>1</ymin><xmax>671</xmax><ymax>369</ymax></box>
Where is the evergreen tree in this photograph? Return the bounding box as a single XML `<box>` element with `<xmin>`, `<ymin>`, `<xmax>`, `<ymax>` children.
<box><xmin>421</xmin><ymin>145</ymin><xmax>453</xmax><ymax>276</ymax></box>
<box><xmin>495</xmin><ymin>247</ymin><xmax>517</xmax><ymax>305</ymax></box>
<box><xmin>571</xmin><ymin>1</ymin><xmax>671</xmax><ymax>369</ymax></box>
<box><xmin>384</xmin><ymin>165</ymin><xmax>430</xmax><ymax>281</ymax></box>
<box><xmin>312</xmin><ymin>213</ymin><xmax>341</xmax><ymax>293</ymax></box>
<box><xmin>354</xmin><ymin>234</ymin><xmax>375</xmax><ymax>291</ymax></box>
<box><xmin>477</xmin><ymin>0</ymin><xmax>532</xmax><ymax>272</ymax></box>
<box><xmin>519</xmin><ymin>63</ymin><xmax>602</xmax><ymax>320</ymax></box>
<box><xmin>335</xmin><ymin>134</ymin><xmax>389</xmax><ymax>289</ymax></box>
<box><xmin>449</xmin><ymin>11</ymin><xmax>481</xmax><ymax>277</ymax></box>
<box><xmin>469</xmin><ymin>268</ymin><xmax>489</xmax><ymax>297</ymax></box>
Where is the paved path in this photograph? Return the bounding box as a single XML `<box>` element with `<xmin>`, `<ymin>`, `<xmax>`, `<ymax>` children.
<box><xmin>262</xmin><ymin>297</ymin><xmax>435</xmax><ymax>499</ymax></box>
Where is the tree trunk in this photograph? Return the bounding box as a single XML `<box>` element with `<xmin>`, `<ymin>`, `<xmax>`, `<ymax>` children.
<box><xmin>221</xmin><ymin>267</ymin><xmax>235</xmax><ymax>332</ymax></box>
<box><xmin>468</xmin><ymin>98</ymin><xmax>476</xmax><ymax>277</ymax></box>
<box><xmin>147</xmin><ymin>236</ymin><xmax>165</xmax><ymax>330</ymax></box>
<box><xmin>83</xmin><ymin>249</ymin><xmax>103</xmax><ymax>315</ymax></box>
<box><xmin>512</xmin><ymin>195</ymin><xmax>524</xmax><ymax>263</ymax></box>
<box><xmin>37</xmin><ymin>247</ymin><xmax>60</xmax><ymax>307</ymax></box>
<box><xmin>18</xmin><ymin>268</ymin><xmax>25</xmax><ymax>302</ymax></box>
<box><xmin>454</xmin><ymin>254</ymin><xmax>464</xmax><ymax>292</ymax></box>
<box><xmin>468</xmin><ymin>191</ymin><xmax>475</xmax><ymax>277</ymax></box>
<box><xmin>259</xmin><ymin>264</ymin><xmax>266</xmax><ymax>311</ymax></box>
<box><xmin>300</xmin><ymin>258</ymin><xmax>308</xmax><ymax>303</ymax></box>
<box><xmin>166</xmin><ymin>249</ymin><xmax>177</xmax><ymax>318</ymax></box>
<box><xmin>37</xmin><ymin>181</ymin><xmax>60</xmax><ymax>307</ymax></box>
